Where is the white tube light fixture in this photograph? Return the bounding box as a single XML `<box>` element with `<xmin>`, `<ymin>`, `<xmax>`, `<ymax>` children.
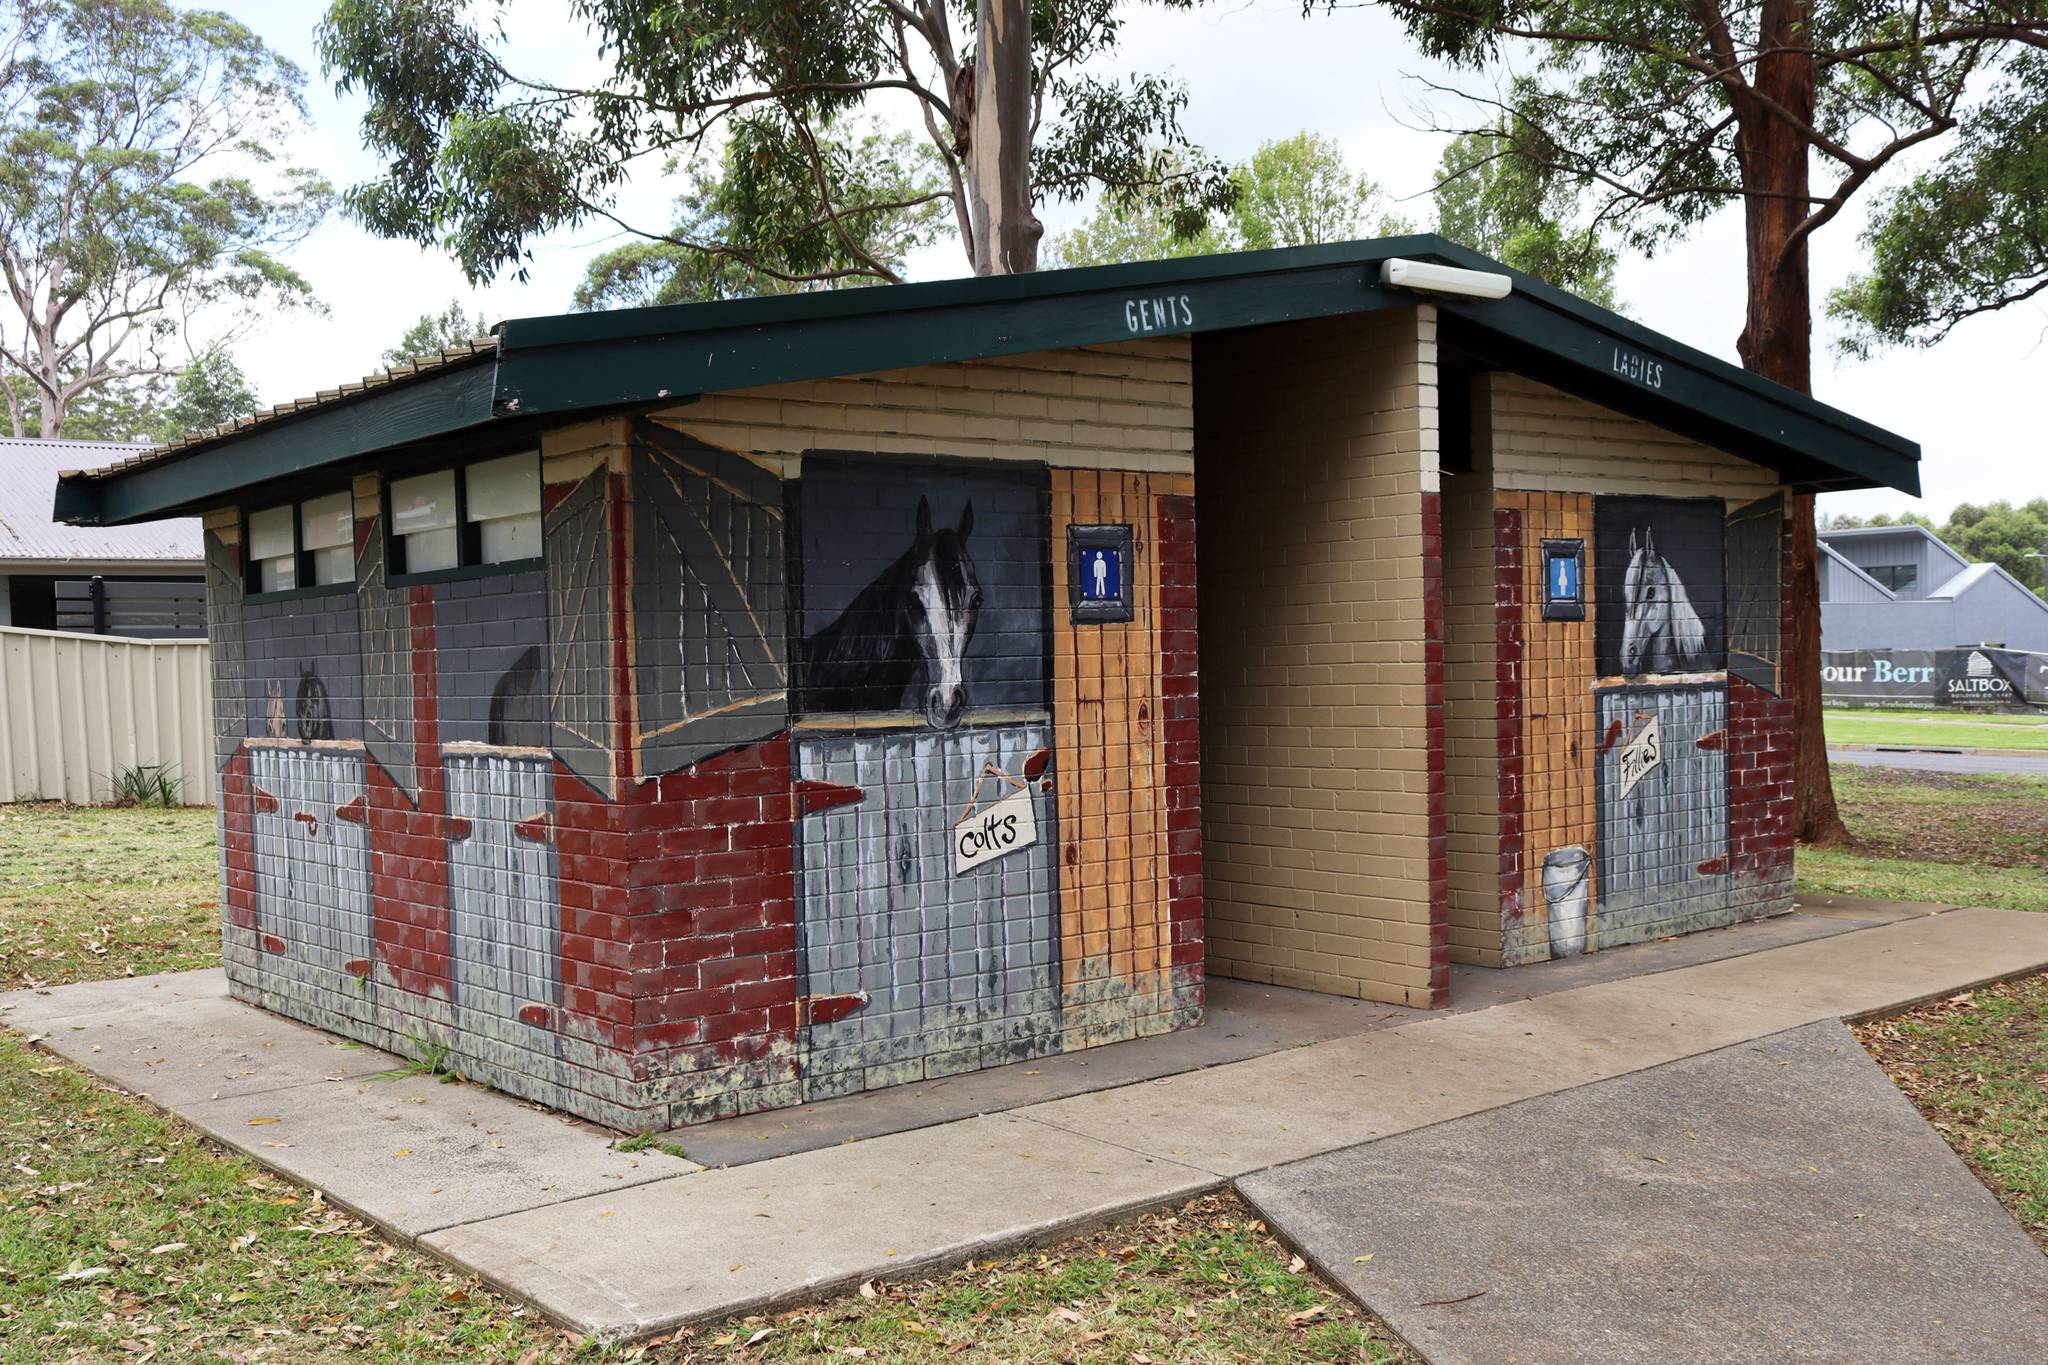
<box><xmin>1378</xmin><ymin>257</ymin><xmax>1513</xmax><ymax>300</ymax></box>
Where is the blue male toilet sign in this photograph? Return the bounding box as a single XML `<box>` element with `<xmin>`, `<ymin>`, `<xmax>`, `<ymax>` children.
<box><xmin>1069</xmin><ymin>523</ymin><xmax>1135</xmax><ymax>623</ymax></box>
<box><xmin>1081</xmin><ymin>546</ymin><xmax>1122</xmax><ymax>601</ymax></box>
<box><xmin>1541</xmin><ymin>538</ymin><xmax>1586</xmax><ymax>621</ymax></box>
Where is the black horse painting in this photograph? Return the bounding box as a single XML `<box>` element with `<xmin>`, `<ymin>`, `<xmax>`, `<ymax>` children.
<box><xmin>804</xmin><ymin>497</ymin><xmax>982</xmax><ymax>728</ymax></box>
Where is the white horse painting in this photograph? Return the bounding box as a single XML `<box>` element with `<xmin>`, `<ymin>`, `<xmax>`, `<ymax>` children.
<box><xmin>1619</xmin><ymin>527</ymin><xmax>1709</xmax><ymax>675</ymax></box>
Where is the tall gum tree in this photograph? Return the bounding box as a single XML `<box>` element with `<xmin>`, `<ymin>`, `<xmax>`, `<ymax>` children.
<box><xmin>0</xmin><ymin>0</ymin><xmax>330</xmax><ymax>438</ymax></box>
<box><xmin>318</xmin><ymin>0</ymin><xmax>1232</xmax><ymax>285</ymax></box>
<box><xmin>1333</xmin><ymin>0</ymin><xmax>2048</xmax><ymax>843</ymax></box>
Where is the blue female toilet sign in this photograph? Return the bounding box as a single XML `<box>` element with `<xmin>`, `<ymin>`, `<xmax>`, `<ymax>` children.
<box><xmin>1542</xmin><ymin>538</ymin><xmax>1586</xmax><ymax>621</ymax></box>
<box><xmin>1069</xmin><ymin>523</ymin><xmax>1134</xmax><ymax>623</ymax></box>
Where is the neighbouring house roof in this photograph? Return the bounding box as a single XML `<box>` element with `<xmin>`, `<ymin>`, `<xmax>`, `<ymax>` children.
<box><xmin>51</xmin><ymin>237</ymin><xmax>1923</xmax><ymax>527</ymax></box>
<box><xmin>1820</xmin><ymin>524</ymin><xmax>2048</xmax><ymax>625</ymax></box>
<box><xmin>0</xmin><ymin>438</ymin><xmax>201</xmax><ymax>565</ymax></box>
<box><xmin>1818</xmin><ymin>521</ymin><xmax>1970</xmax><ymax>574</ymax></box>
<box><xmin>1819</xmin><ymin>540</ymin><xmax>1897</xmax><ymax>601</ymax></box>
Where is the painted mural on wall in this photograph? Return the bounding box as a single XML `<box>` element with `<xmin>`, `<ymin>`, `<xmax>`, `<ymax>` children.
<box><xmin>1511</xmin><ymin>490</ymin><xmax>1787</xmax><ymax>961</ymax></box>
<box><xmin>795</xmin><ymin>459</ymin><xmax>1048</xmax><ymax>720</ymax></box>
<box><xmin>788</xmin><ymin>458</ymin><xmax>1061</xmax><ymax>1101</ymax></box>
<box><xmin>1594</xmin><ymin>496</ymin><xmax>1726</xmax><ymax>678</ymax></box>
<box><xmin>631</xmin><ymin>425</ymin><xmax>788</xmax><ymax>775</ymax></box>
<box><xmin>1725</xmin><ymin>494</ymin><xmax>1784</xmax><ymax>694</ymax></box>
<box><xmin>210</xmin><ymin>418</ymin><xmax>1190</xmax><ymax>1131</ymax></box>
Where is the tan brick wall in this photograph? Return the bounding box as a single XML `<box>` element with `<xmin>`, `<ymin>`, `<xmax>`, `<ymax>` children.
<box><xmin>1442</xmin><ymin>397</ymin><xmax>1501</xmax><ymax>967</ymax></box>
<box><xmin>1487</xmin><ymin>374</ymin><xmax>1782</xmax><ymax>502</ymax></box>
<box><xmin>1193</xmin><ymin>308</ymin><xmax>1441</xmax><ymax>1008</ymax></box>
<box><xmin>651</xmin><ymin>340</ymin><xmax>1193</xmax><ymax>474</ymax></box>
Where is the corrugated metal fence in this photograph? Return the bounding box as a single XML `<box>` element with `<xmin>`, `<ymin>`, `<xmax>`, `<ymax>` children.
<box><xmin>0</xmin><ymin>627</ymin><xmax>213</xmax><ymax>805</ymax></box>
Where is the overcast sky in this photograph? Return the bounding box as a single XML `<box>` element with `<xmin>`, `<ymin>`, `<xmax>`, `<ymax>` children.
<box><xmin>209</xmin><ymin>0</ymin><xmax>2045</xmax><ymax>524</ymax></box>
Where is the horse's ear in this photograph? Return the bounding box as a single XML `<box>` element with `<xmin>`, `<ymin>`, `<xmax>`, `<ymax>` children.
<box><xmin>958</xmin><ymin>500</ymin><xmax>974</xmax><ymax>540</ymax></box>
<box><xmin>916</xmin><ymin>496</ymin><xmax>933</xmax><ymax>540</ymax></box>
<box><xmin>1629</xmin><ymin>529</ymin><xmax>1639</xmax><ymax>559</ymax></box>
<box><xmin>1645</xmin><ymin>526</ymin><xmax>1657</xmax><ymax>557</ymax></box>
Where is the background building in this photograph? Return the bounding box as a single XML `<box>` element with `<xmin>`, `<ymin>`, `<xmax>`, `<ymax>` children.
<box><xmin>1820</xmin><ymin>522</ymin><xmax>2048</xmax><ymax>654</ymax></box>
<box><xmin>0</xmin><ymin>437</ymin><xmax>203</xmax><ymax>637</ymax></box>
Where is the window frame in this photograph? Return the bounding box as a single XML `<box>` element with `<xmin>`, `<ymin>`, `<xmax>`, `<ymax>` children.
<box><xmin>381</xmin><ymin>448</ymin><xmax>545</xmax><ymax>586</ymax></box>
<box><xmin>242</xmin><ymin>493</ymin><xmax>358</xmax><ymax>602</ymax></box>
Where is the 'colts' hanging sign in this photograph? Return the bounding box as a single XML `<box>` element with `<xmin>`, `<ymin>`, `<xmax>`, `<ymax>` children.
<box><xmin>954</xmin><ymin>765</ymin><xmax>1040</xmax><ymax>874</ymax></box>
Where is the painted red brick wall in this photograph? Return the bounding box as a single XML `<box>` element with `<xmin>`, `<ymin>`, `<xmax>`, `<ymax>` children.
<box><xmin>1493</xmin><ymin>505</ymin><xmax>1527</xmax><ymax>943</ymax></box>
<box><xmin>211</xmin><ymin>424</ymin><xmax>1201</xmax><ymax>1131</ymax></box>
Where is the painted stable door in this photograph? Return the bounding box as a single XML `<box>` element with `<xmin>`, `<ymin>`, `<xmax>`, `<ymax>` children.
<box><xmin>444</xmin><ymin>751</ymin><xmax>562</xmax><ymax>1072</ymax></box>
<box><xmin>1594</xmin><ymin>683</ymin><xmax>1731</xmax><ymax>949</ymax></box>
<box><xmin>794</xmin><ymin>722</ymin><xmax>1060</xmax><ymax>1100</ymax></box>
<box><xmin>249</xmin><ymin>745</ymin><xmax>375</xmax><ymax>1010</ymax></box>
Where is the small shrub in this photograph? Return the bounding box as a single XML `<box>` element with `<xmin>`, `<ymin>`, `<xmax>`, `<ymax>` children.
<box><xmin>108</xmin><ymin>762</ymin><xmax>182</xmax><ymax>808</ymax></box>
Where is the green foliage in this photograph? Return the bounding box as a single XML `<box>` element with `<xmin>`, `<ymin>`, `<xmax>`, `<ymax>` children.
<box><xmin>158</xmin><ymin>345</ymin><xmax>257</xmax><ymax>441</ymax></box>
<box><xmin>0</xmin><ymin>0</ymin><xmax>331</xmax><ymax>437</ymax></box>
<box><xmin>614</xmin><ymin>1131</ymin><xmax>690</xmax><ymax>1158</ymax></box>
<box><xmin>1820</xmin><ymin>511</ymin><xmax>1935</xmax><ymax>531</ymax></box>
<box><xmin>1829</xmin><ymin>53</ymin><xmax>2048</xmax><ymax>353</ymax></box>
<box><xmin>1825</xmin><ymin>501</ymin><xmax>2048</xmax><ymax>596</ymax></box>
<box><xmin>382</xmin><ymin>299</ymin><xmax>492</xmax><ymax>368</ymax></box>
<box><xmin>6</xmin><ymin>342</ymin><xmax>256</xmax><ymax>443</ymax></box>
<box><xmin>1044</xmin><ymin>131</ymin><xmax>1401</xmax><ymax>268</ymax></box>
<box><xmin>106</xmin><ymin>762</ymin><xmax>181</xmax><ymax>808</ymax></box>
<box><xmin>574</xmin><ymin>123</ymin><xmax>950</xmax><ymax>308</ymax></box>
<box><xmin>1348</xmin><ymin>0</ymin><xmax>2048</xmax><ymax>376</ymax></box>
<box><xmin>1944</xmin><ymin>500</ymin><xmax>2048</xmax><ymax>597</ymax></box>
<box><xmin>392</xmin><ymin>1034</ymin><xmax>464</xmax><ymax>1083</ymax></box>
<box><xmin>1432</xmin><ymin>118</ymin><xmax>1618</xmax><ymax>307</ymax></box>
<box><xmin>320</xmin><ymin>0</ymin><xmax>1232</xmax><ymax>285</ymax></box>
<box><xmin>1230</xmin><ymin>132</ymin><xmax>1410</xmax><ymax>250</ymax></box>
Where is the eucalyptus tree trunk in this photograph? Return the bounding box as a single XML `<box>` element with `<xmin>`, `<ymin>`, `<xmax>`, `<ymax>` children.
<box><xmin>967</xmin><ymin>0</ymin><xmax>1042</xmax><ymax>274</ymax></box>
<box><xmin>1731</xmin><ymin>0</ymin><xmax>1850</xmax><ymax>847</ymax></box>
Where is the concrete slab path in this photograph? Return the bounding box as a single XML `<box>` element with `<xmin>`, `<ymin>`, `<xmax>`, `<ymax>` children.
<box><xmin>1239</xmin><ymin>1021</ymin><xmax>2048</xmax><ymax>1364</ymax></box>
<box><xmin>5</xmin><ymin>905</ymin><xmax>2046</xmax><ymax>1347</ymax></box>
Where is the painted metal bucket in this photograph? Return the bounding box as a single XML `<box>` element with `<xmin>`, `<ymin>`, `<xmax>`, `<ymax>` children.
<box><xmin>1542</xmin><ymin>846</ymin><xmax>1593</xmax><ymax>958</ymax></box>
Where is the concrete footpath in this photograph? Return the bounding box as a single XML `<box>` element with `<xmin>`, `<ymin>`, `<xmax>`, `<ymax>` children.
<box><xmin>5</xmin><ymin>904</ymin><xmax>2048</xmax><ymax>1349</ymax></box>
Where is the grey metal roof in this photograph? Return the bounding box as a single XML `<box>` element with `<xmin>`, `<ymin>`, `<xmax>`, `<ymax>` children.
<box><xmin>0</xmin><ymin>438</ymin><xmax>201</xmax><ymax>563</ymax></box>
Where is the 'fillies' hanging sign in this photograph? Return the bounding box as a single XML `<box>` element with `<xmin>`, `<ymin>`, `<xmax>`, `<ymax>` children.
<box><xmin>954</xmin><ymin>765</ymin><xmax>1039</xmax><ymax>874</ymax></box>
<box><xmin>1617</xmin><ymin>714</ymin><xmax>1662</xmax><ymax>799</ymax></box>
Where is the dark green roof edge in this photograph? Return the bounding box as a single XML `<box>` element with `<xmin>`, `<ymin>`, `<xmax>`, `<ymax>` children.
<box><xmin>57</xmin><ymin>233</ymin><xmax>1920</xmax><ymax>525</ymax></box>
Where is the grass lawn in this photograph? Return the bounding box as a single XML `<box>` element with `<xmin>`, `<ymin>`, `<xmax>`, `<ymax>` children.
<box><xmin>1824</xmin><ymin>707</ymin><xmax>2048</xmax><ymax>752</ymax></box>
<box><xmin>0</xmin><ymin>804</ymin><xmax>220</xmax><ymax>990</ymax></box>
<box><xmin>1795</xmin><ymin>766</ymin><xmax>2048</xmax><ymax>912</ymax></box>
<box><xmin>1</xmin><ymin>804</ymin><xmax>1412</xmax><ymax>1363</ymax></box>
<box><xmin>1855</xmin><ymin>974</ymin><xmax>2048</xmax><ymax>1251</ymax></box>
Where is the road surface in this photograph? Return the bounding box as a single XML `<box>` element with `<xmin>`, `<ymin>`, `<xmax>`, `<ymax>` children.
<box><xmin>1830</xmin><ymin>747</ymin><xmax>2048</xmax><ymax>777</ymax></box>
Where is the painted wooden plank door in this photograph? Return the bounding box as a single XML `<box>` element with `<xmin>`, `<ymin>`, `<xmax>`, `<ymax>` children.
<box><xmin>1594</xmin><ymin>683</ymin><xmax>1730</xmax><ymax>949</ymax></box>
<box><xmin>631</xmin><ymin>423</ymin><xmax>788</xmax><ymax>776</ymax></box>
<box><xmin>249</xmin><ymin>746</ymin><xmax>374</xmax><ymax>1009</ymax></box>
<box><xmin>444</xmin><ymin>752</ymin><xmax>562</xmax><ymax>1074</ymax></box>
<box><xmin>793</xmin><ymin>722</ymin><xmax>1059</xmax><ymax>1101</ymax></box>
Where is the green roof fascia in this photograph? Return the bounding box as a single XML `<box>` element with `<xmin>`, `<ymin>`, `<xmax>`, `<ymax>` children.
<box><xmin>489</xmin><ymin>251</ymin><xmax>1406</xmax><ymax>414</ymax></box>
<box><xmin>1421</xmin><ymin>240</ymin><xmax>1920</xmax><ymax>495</ymax></box>
<box><xmin>55</xmin><ymin>357</ymin><xmax>500</xmax><ymax>527</ymax></box>
<box><xmin>488</xmin><ymin>233</ymin><xmax>1917</xmax><ymax>494</ymax></box>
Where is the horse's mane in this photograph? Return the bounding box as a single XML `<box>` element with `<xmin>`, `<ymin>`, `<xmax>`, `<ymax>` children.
<box><xmin>1662</xmin><ymin>558</ymin><xmax>1707</xmax><ymax>664</ymax></box>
